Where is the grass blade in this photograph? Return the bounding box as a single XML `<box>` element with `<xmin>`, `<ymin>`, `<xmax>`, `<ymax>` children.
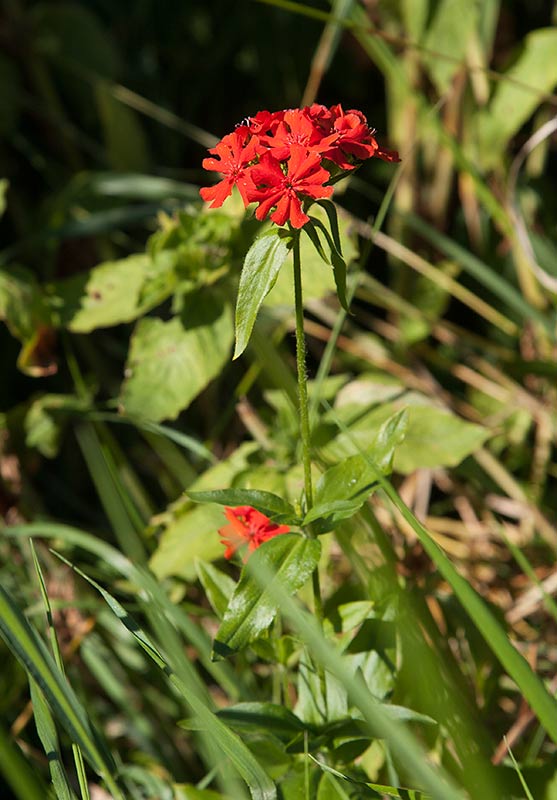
<box><xmin>29</xmin><ymin>541</ymin><xmax>90</xmax><ymax>800</ymax></box>
<box><xmin>0</xmin><ymin>582</ymin><xmax>124</xmax><ymax>799</ymax></box>
<box><xmin>52</xmin><ymin>551</ymin><xmax>276</xmax><ymax>800</ymax></box>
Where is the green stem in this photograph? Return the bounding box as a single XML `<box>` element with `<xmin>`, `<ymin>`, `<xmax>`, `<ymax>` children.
<box><xmin>292</xmin><ymin>233</ymin><xmax>324</xmax><ymax>625</ymax></box>
<box><xmin>292</xmin><ymin>233</ymin><xmax>314</xmax><ymax>510</ymax></box>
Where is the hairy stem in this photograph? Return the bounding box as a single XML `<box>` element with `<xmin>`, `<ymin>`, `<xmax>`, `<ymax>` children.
<box><xmin>292</xmin><ymin>233</ymin><xmax>324</xmax><ymax>624</ymax></box>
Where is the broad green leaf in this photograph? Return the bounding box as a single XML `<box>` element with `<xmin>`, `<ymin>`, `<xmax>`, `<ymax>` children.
<box><xmin>423</xmin><ymin>0</ymin><xmax>478</xmax><ymax>92</ymax></box>
<box><xmin>53</xmin><ymin>251</ymin><xmax>177</xmax><ymax>333</ymax></box>
<box><xmin>188</xmin><ymin>488</ymin><xmax>298</xmax><ymax>523</ymax></box>
<box><xmin>85</xmin><ymin>172</ymin><xmax>200</xmax><ymax>202</ymax></box>
<box><xmin>477</xmin><ymin>28</ymin><xmax>557</xmax><ymax>169</ymax></box>
<box><xmin>150</xmin><ymin>443</ymin><xmax>259</xmax><ymax>580</ymax></box>
<box><xmin>119</xmin><ymin>291</ymin><xmax>233</xmax><ymax>421</ymax></box>
<box><xmin>302</xmin><ymin>499</ymin><xmax>363</xmax><ymax>532</ymax></box>
<box><xmin>0</xmin><ymin>584</ymin><xmax>121</xmax><ymax>797</ymax></box>
<box><xmin>213</xmin><ymin>535</ymin><xmax>321</xmax><ymax>659</ymax></box>
<box><xmin>234</xmin><ymin>228</ymin><xmax>291</xmax><ymax>358</ymax></box>
<box><xmin>325</xmin><ymin>400</ymin><xmax>487</xmax><ymax>473</ymax></box>
<box><xmin>216</xmin><ymin>703</ymin><xmax>307</xmax><ymax>739</ymax></box>
<box><xmin>150</xmin><ymin>503</ymin><xmax>227</xmax><ymax>580</ymax></box>
<box><xmin>25</xmin><ymin>394</ymin><xmax>89</xmax><ymax>458</ymax></box>
<box><xmin>393</xmin><ymin>405</ymin><xmax>488</xmax><ymax>473</ymax></box>
<box><xmin>0</xmin><ymin>266</ymin><xmax>55</xmax><ymax>376</ymax></box>
<box><xmin>314</xmin><ymin>409</ymin><xmax>408</xmax><ymax>507</ymax></box>
<box><xmin>196</xmin><ymin>559</ymin><xmax>236</xmax><ymax>619</ymax></box>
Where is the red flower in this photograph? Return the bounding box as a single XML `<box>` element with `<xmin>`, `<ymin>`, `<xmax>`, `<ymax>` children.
<box><xmin>263</xmin><ymin>108</ymin><xmax>326</xmax><ymax>161</ymax></box>
<box><xmin>321</xmin><ymin>104</ymin><xmax>381</xmax><ymax>169</ymax></box>
<box><xmin>247</xmin><ymin>144</ymin><xmax>333</xmax><ymax>229</ymax></box>
<box><xmin>199</xmin><ymin>130</ymin><xmax>260</xmax><ymax>208</ymax></box>
<box><xmin>199</xmin><ymin>104</ymin><xmax>400</xmax><ymax>228</ymax></box>
<box><xmin>219</xmin><ymin>506</ymin><xmax>290</xmax><ymax>561</ymax></box>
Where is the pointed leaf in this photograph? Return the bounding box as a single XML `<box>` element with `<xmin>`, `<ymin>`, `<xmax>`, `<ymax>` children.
<box><xmin>188</xmin><ymin>488</ymin><xmax>298</xmax><ymax>523</ymax></box>
<box><xmin>311</xmin><ymin>757</ymin><xmax>431</xmax><ymax>800</ymax></box>
<box><xmin>302</xmin><ymin>220</ymin><xmax>331</xmax><ymax>264</ymax></box>
<box><xmin>214</xmin><ymin>534</ymin><xmax>321</xmax><ymax>659</ymax></box>
<box><xmin>29</xmin><ymin>680</ymin><xmax>77</xmax><ymax>800</ymax></box>
<box><xmin>234</xmin><ymin>228</ymin><xmax>291</xmax><ymax>358</ymax></box>
<box><xmin>315</xmin><ymin>410</ymin><xmax>408</xmax><ymax>507</ymax></box>
<box><xmin>216</xmin><ymin>702</ymin><xmax>307</xmax><ymax>739</ymax></box>
<box><xmin>309</xmin><ymin>216</ymin><xmax>349</xmax><ymax>311</ymax></box>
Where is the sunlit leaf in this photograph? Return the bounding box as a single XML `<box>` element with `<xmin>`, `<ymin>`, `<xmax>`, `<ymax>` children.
<box><xmin>213</xmin><ymin>534</ymin><xmax>321</xmax><ymax>659</ymax></box>
<box><xmin>234</xmin><ymin>227</ymin><xmax>291</xmax><ymax>359</ymax></box>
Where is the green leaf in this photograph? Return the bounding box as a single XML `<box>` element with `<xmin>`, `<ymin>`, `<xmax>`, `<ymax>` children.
<box><xmin>188</xmin><ymin>488</ymin><xmax>298</xmax><ymax>523</ymax></box>
<box><xmin>316</xmin><ymin>200</ymin><xmax>343</xmax><ymax>255</ymax></box>
<box><xmin>0</xmin><ymin>584</ymin><xmax>121</xmax><ymax>796</ymax></box>
<box><xmin>54</xmin><ymin>553</ymin><xmax>276</xmax><ymax>800</ymax></box>
<box><xmin>477</xmin><ymin>28</ymin><xmax>557</xmax><ymax>169</ymax></box>
<box><xmin>325</xmin><ymin>401</ymin><xmax>486</xmax><ymax>473</ymax></box>
<box><xmin>234</xmin><ymin>228</ymin><xmax>291</xmax><ymax>358</ymax></box>
<box><xmin>213</xmin><ymin>535</ymin><xmax>321</xmax><ymax>659</ymax></box>
<box><xmin>0</xmin><ymin>721</ymin><xmax>46</xmax><ymax>800</ymax></box>
<box><xmin>0</xmin><ymin>266</ymin><xmax>55</xmax><ymax>376</ymax></box>
<box><xmin>308</xmin><ymin>216</ymin><xmax>349</xmax><ymax>312</ymax></box>
<box><xmin>216</xmin><ymin>703</ymin><xmax>307</xmax><ymax>739</ymax></box>
<box><xmin>366</xmin><ymin>469</ymin><xmax>557</xmax><ymax>745</ymax></box>
<box><xmin>423</xmin><ymin>0</ymin><xmax>478</xmax><ymax>93</ymax></box>
<box><xmin>393</xmin><ymin>405</ymin><xmax>487</xmax><ymax>473</ymax></box>
<box><xmin>317</xmin><ymin>772</ymin><xmax>352</xmax><ymax>800</ymax></box>
<box><xmin>29</xmin><ymin>680</ymin><xmax>77</xmax><ymax>800</ymax></box>
<box><xmin>311</xmin><ymin>757</ymin><xmax>431</xmax><ymax>800</ymax></box>
<box><xmin>151</xmin><ymin>503</ymin><xmax>228</xmax><ymax>580</ymax></box>
<box><xmin>302</xmin><ymin>499</ymin><xmax>363</xmax><ymax>532</ymax></box>
<box><xmin>314</xmin><ymin>409</ymin><xmax>408</xmax><ymax>508</ymax></box>
<box><xmin>196</xmin><ymin>560</ymin><xmax>236</xmax><ymax>619</ymax></box>
<box><xmin>25</xmin><ymin>394</ymin><xmax>89</xmax><ymax>458</ymax></box>
<box><xmin>95</xmin><ymin>83</ymin><xmax>150</xmax><ymax>171</ymax></box>
<box><xmin>302</xmin><ymin>220</ymin><xmax>331</xmax><ymax>264</ymax></box>
<box><xmin>53</xmin><ymin>251</ymin><xmax>177</xmax><ymax>333</ymax></box>
<box><xmin>149</xmin><ymin>443</ymin><xmax>259</xmax><ymax>580</ymax></box>
<box><xmin>119</xmin><ymin>291</ymin><xmax>233</xmax><ymax>421</ymax></box>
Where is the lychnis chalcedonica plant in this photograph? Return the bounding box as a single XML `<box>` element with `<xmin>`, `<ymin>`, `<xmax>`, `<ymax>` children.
<box><xmin>193</xmin><ymin>104</ymin><xmax>402</xmax><ymax>659</ymax></box>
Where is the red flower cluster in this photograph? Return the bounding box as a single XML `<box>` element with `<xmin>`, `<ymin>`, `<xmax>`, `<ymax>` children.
<box><xmin>218</xmin><ymin>506</ymin><xmax>290</xmax><ymax>561</ymax></box>
<box><xmin>200</xmin><ymin>104</ymin><xmax>399</xmax><ymax>229</ymax></box>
